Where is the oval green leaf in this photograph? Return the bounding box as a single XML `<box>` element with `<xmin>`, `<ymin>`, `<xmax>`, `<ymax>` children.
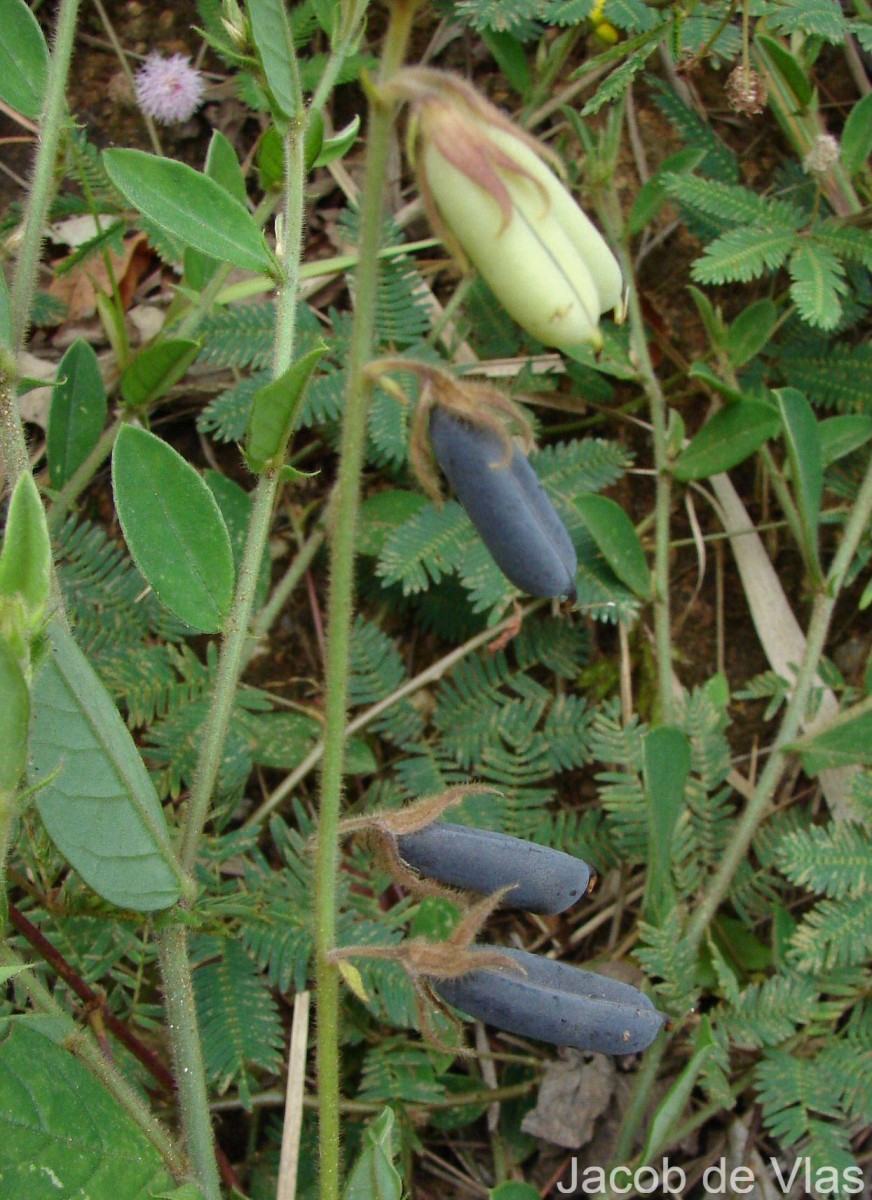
<box><xmin>204</xmin><ymin>469</ymin><xmax>271</xmax><ymax>610</ymax></box>
<box><xmin>103</xmin><ymin>148</ymin><xmax>275</xmax><ymax>274</ymax></box>
<box><xmin>789</xmin><ymin>705</ymin><xmax>872</xmax><ymax>774</ymax></box>
<box><xmin>47</xmin><ymin>339</ymin><xmax>108</xmax><ymax>489</ymax></box>
<box><xmin>0</xmin><ymin>471</ymin><xmax>51</xmax><ymax>615</ymax></box>
<box><xmin>674</xmin><ymin>401</ymin><xmax>781</xmax><ymax>481</ymax></box>
<box><xmin>313</xmin><ymin>115</ymin><xmax>361</xmax><ymax>168</ymax></box>
<box><xmin>248</xmin><ymin>0</ymin><xmax>301</xmax><ymax>121</ymax></box>
<box><xmin>246</xmin><ymin>343</ymin><xmax>327</xmax><ymax>472</ymax></box>
<box><xmin>756</xmin><ymin>34</ymin><xmax>813</xmax><ymax>108</ymax></box>
<box><xmin>841</xmin><ymin>92</ymin><xmax>872</xmax><ymax>177</ymax></box>
<box><xmin>0</xmin><ymin>0</ymin><xmax>49</xmax><ymax>119</ymax></box>
<box><xmin>184</xmin><ymin>131</ymin><xmax>248</xmax><ymax>290</ymax></box>
<box><xmin>643</xmin><ymin>725</ymin><xmax>691</xmax><ymax>921</ymax></box>
<box><xmin>818</xmin><ymin>415</ymin><xmax>872</xmax><ymax>467</ymax></box>
<box><xmin>574</xmin><ymin>493</ymin><xmax>650</xmax><ymax>598</ymax></box>
<box><xmin>119</xmin><ymin>338</ymin><xmax>201</xmax><ymax>409</ymax></box>
<box><xmin>343</xmin><ymin>1107</ymin><xmax>402</xmax><ymax>1200</ymax></box>
<box><xmin>725</xmin><ymin>298</ymin><xmax>778</xmax><ymax>367</ymax></box>
<box><xmin>257</xmin><ymin>126</ymin><xmax>285</xmax><ymax>192</ymax></box>
<box><xmin>0</xmin><ymin>1023</ymin><xmax>176</xmax><ymax>1198</ymax></box>
<box><xmin>30</xmin><ymin>621</ymin><xmax>185</xmax><ymax>911</ymax></box>
<box><xmin>112</xmin><ymin>425</ymin><xmax>235</xmax><ymax>632</ymax></box>
<box><xmin>205</xmin><ymin>128</ymin><xmax>247</xmax><ymax>204</ymax></box>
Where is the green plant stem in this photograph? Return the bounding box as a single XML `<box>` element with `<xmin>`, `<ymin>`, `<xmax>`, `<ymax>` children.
<box><xmin>0</xmin><ymin>941</ymin><xmax>184</xmax><ymax>1176</ymax></box>
<box><xmin>600</xmin><ymin>184</ymin><xmax>674</xmax><ymax>722</ymax></box>
<box><xmin>312</xmin><ymin>7</ymin><xmax>418</xmax><ymax>1195</ymax></box>
<box><xmin>309</xmin><ymin>1</ymin><xmax>367</xmax><ymax>115</ymax></box>
<box><xmin>0</xmin><ymin>0</ymin><xmax>80</xmax><ymax>489</ymax></box>
<box><xmin>155</xmin><ymin>925</ymin><xmax>220</xmax><ymax>1198</ymax></box>
<box><xmin>210</xmin><ymin>1078</ymin><xmax>537</xmax><ymax>1113</ymax></box>
<box><xmin>159</xmin><ymin>116</ymin><xmax>306</xmax><ymax>1200</ymax></box>
<box><xmin>10</xmin><ymin>0</ymin><xmax>80</xmax><ymax>355</ymax></box>
<box><xmin>178</xmin><ymin>120</ymin><xmax>306</xmax><ymax>873</ymax></box>
<box><xmin>686</xmin><ymin>455</ymin><xmax>872</xmax><ymax>953</ymax></box>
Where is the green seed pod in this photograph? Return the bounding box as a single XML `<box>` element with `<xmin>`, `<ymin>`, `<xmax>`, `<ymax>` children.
<box><xmin>430</xmin><ymin>407</ymin><xmax>577</xmax><ymax>599</ymax></box>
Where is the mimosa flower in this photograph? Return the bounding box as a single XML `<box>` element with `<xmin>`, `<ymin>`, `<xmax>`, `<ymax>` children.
<box><xmin>390</xmin><ymin>69</ymin><xmax>624</xmax><ymax>354</ymax></box>
<box><xmin>134</xmin><ymin>53</ymin><xmax>205</xmax><ymax>126</ymax></box>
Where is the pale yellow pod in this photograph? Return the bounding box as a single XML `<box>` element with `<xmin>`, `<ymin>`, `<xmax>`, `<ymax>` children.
<box><xmin>484</xmin><ymin>125</ymin><xmax>624</xmax><ymax>318</ymax></box>
<box><xmin>422</xmin><ymin>139</ymin><xmax>605</xmax><ymax>352</ymax></box>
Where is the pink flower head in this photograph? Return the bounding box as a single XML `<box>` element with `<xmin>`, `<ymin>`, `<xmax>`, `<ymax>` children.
<box><xmin>134</xmin><ymin>53</ymin><xmax>205</xmax><ymax>125</ymax></box>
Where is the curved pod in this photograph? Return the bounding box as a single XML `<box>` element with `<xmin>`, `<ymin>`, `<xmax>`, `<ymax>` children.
<box><xmin>397</xmin><ymin>821</ymin><xmax>594</xmax><ymax>914</ymax></box>
<box><xmin>430</xmin><ymin>408</ymin><xmax>577</xmax><ymax>599</ymax></box>
<box><xmin>436</xmin><ymin>947</ymin><xmax>666</xmax><ymax>1055</ymax></box>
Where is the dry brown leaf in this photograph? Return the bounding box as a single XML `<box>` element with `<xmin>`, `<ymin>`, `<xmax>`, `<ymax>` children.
<box><xmin>48</xmin><ymin>232</ymin><xmax>152</xmax><ymax>319</ymax></box>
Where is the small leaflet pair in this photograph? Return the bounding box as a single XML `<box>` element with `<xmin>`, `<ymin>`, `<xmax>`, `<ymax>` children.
<box><xmin>429</xmin><ymin>407</ymin><xmax>578</xmax><ymax>601</ymax></box>
<box><xmin>397</xmin><ymin>822</ymin><xmax>667</xmax><ymax>1056</ymax></box>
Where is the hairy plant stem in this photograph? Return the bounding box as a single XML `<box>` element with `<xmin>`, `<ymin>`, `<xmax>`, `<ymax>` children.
<box><xmin>0</xmin><ymin>0</ymin><xmax>81</xmax><ymax>489</ymax></box>
<box><xmin>308</xmin><ymin>1</ymin><xmax>368</xmax><ymax>116</ymax></box>
<box><xmin>179</xmin><ymin>122</ymin><xmax>306</xmax><ymax>872</ymax></box>
<box><xmin>155</xmin><ymin>924</ymin><xmax>220</xmax><ymax>1197</ymax></box>
<box><xmin>158</xmin><ymin>116</ymin><xmax>307</xmax><ymax>1200</ymax></box>
<box><xmin>600</xmin><ymin>184</ymin><xmax>674</xmax><ymax>722</ymax></box>
<box><xmin>686</xmin><ymin>455</ymin><xmax>872</xmax><ymax>953</ymax></box>
<box><xmin>0</xmin><ymin>941</ymin><xmax>184</xmax><ymax>1175</ymax></box>
<box><xmin>313</xmin><ymin>6</ymin><xmax>418</xmax><ymax>1194</ymax></box>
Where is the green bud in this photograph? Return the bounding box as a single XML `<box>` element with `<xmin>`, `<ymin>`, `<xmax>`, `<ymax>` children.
<box><xmin>0</xmin><ymin>472</ymin><xmax>51</xmax><ymax>625</ymax></box>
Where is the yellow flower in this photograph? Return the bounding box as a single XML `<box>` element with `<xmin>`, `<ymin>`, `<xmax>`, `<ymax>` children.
<box><xmin>393</xmin><ymin>69</ymin><xmax>623</xmax><ymax>354</ymax></box>
<box><xmin>590</xmin><ymin>0</ymin><xmax>620</xmax><ymax>45</ymax></box>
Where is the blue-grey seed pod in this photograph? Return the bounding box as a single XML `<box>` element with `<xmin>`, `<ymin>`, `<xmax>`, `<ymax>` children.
<box><xmin>429</xmin><ymin>408</ymin><xmax>577</xmax><ymax>600</ymax></box>
<box><xmin>396</xmin><ymin>822</ymin><xmax>594</xmax><ymax>914</ymax></box>
<box><xmin>435</xmin><ymin>947</ymin><xmax>666</xmax><ymax>1055</ymax></box>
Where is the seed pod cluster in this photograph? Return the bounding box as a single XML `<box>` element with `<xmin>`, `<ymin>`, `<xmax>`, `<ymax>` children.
<box><xmin>429</xmin><ymin>407</ymin><xmax>577</xmax><ymax>600</ymax></box>
<box><xmin>400</xmin><ymin>819</ymin><xmax>665</xmax><ymax>1055</ymax></box>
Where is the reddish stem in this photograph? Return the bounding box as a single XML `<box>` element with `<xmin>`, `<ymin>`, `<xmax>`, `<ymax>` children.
<box><xmin>7</xmin><ymin>903</ymin><xmax>241</xmax><ymax>1192</ymax></box>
